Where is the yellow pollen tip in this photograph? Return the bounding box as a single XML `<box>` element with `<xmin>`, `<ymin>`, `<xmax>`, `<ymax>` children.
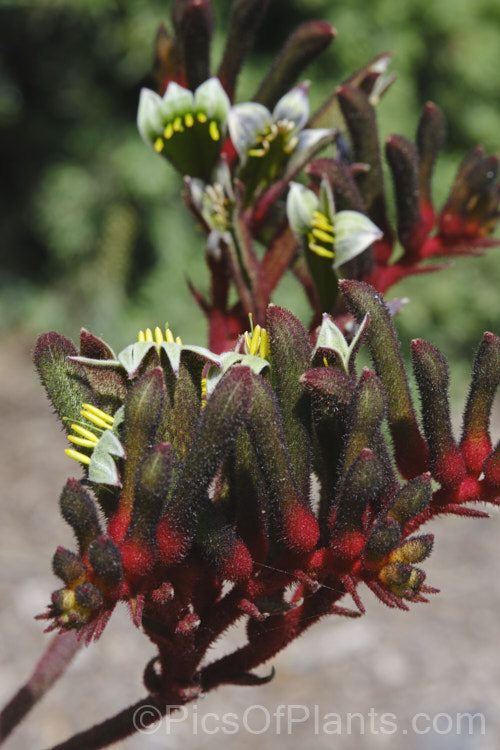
<box><xmin>248</xmin><ymin>146</ymin><xmax>267</xmax><ymax>158</ymax></box>
<box><xmin>259</xmin><ymin>329</ymin><xmax>270</xmax><ymax>359</ymax></box>
<box><xmin>80</xmin><ymin>404</ymin><xmax>114</xmax><ymax>431</ymax></box>
<box><xmin>175</xmin><ymin>336</ymin><xmax>183</xmax><ymax>345</ymax></box>
<box><xmin>244</xmin><ymin>332</ymin><xmax>252</xmax><ymax>352</ymax></box>
<box><xmin>165</xmin><ymin>328</ymin><xmax>175</xmax><ymax>343</ymax></box>
<box><xmin>68</xmin><ymin>435</ymin><xmax>98</xmax><ymax>448</ymax></box>
<box><xmin>70</xmin><ymin>424</ymin><xmax>100</xmax><ymax>442</ymax></box>
<box><xmin>173</xmin><ymin>116</ymin><xmax>184</xmax><ymax>133</ymax></box>
<box><xmin>283</xmin><ymin>135</ymin><xmax>299</xmax><ymax>154</ymax></box>
<box><xmin>249</xmin><ymin>325</ymin><xmax>262</xmax><ymax>356</ymax></box>
<box><xmin>209</xmin><ymin>121</ymin><xmax>220</xmax><ymax>142</ymax></box>
<box><xmin>307</xmin><ymin>236</ymin><xmax>335</xmax><ymax>259</ymax></box>
<box><xmin>311</xmin><ymin>227</ymin><xmax>335</xmax><ymax>244</ymax></box>
<box><xmin>81</xmin><ymin>403</ymin><xmax>114</xmax><ymax>425</ymax></box>
<box><xmin>154</xmin><ymin>326</ymin><xmax>164</xmax><ymax>345</ymax></box>
<box><xmin>312</xmin><ymin>211</ymin><xmax>335</xmax><ymax>233</ymax></box>
<box><xmin>164</xmin><ymin>122</ymin><xmax>174</xmax><ymax>139</ymax></box>
<box><xmin>197</xmin><ymin>112</ymin><xmax>208</xmax><ymax>124</ymax></box>
<box><xmin>184</xmin><ymin>113</ymin><xmax>194</xmax><ymax>127</ymax></box>
<box><xmin>267</xmin><ymin>123</ymin><xmax>278</xmax><ymax>140</ymax></box>
<box><xmin>145</xmin><ymin>328</ymin><xmax>154</xmax><ymax>342</ymax></box>
<box><xmin>65</xmin><ymin>448</ymin><xmax>91</xmax><ymax>465</ymax></box>
<box><xmin>154</xmin><ymin>137</ymin><xmax>164</xmax><ymax>153</ymax></box>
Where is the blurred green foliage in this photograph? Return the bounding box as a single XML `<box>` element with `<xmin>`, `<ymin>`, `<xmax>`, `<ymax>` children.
<box><xmin>1</xmin><ymin>0</ymin><xmax>499</xmax><ymax>397</ymax></box>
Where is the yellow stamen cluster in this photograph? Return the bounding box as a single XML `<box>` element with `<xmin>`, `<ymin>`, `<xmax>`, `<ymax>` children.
<box><xmin>138</xmin><ymin>326</ymin><xmax>183</xmax><ymax>346</ymax></box>
<box><xmin>201</xmin><ymin>377</ymin><xmax>207</xmax><ymax>409</ymax></box>
<box><xmin>153</xmin><ymin>112</ymin><xmax>221</xmax><ymax>153</ymax></box>
<box><xmin>244</xmin><ymin>324</ymin><xmax>270</xmax><ymax>359</ymax></box>
<box><xmin>248</xmin><ymin>118</ymin><xmax>296</xmax><ymax>158</ymax></box>
<box><xmin>65</xmin><ymin>403</ymin><xmax>115</xmax><ymax>465</ymax></box>
<box><xmin>307</xmin><ymin>210</ymin><xmax>335</xmax><ymax>259</ymax></box>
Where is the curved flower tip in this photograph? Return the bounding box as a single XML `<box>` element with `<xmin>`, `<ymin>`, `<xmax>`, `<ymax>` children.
<box><xmin>137</xmin><ymin>77</ymin><xmax>230</xmax><ymax>179</ymax></box>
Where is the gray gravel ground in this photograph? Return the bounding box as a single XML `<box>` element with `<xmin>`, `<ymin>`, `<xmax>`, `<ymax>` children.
<box><xmin>1</xmin><ymin>336</ymin><xmax>500</xmax><ymax>750</ymax></box>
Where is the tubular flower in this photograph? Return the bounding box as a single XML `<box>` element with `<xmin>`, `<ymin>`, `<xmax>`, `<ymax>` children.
<box><xmin>32</xmin><ymin>290</ymin><xmax>500</xmax><ymax>700</ymax></box>
<box><xmin>287</xmin><ymin>177</ymin><xmax>382</xmax><ymax>313</ymax></box>
<box><xmin>228</xmin><ymin>83</ymin><xmax>335</xmax><ymax>199</ymax></box>
<box><xmin>287</xmin><ymin>178</ymin><xmax>382</xmax><ymax>267</ymax></box>
<box><xmin>137</xmin><ymin>77</ymin><xmax>230</xmax><ymax>179</ymax></box>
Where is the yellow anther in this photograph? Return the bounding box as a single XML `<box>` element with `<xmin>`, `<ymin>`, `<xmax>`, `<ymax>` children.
<box><xmin>145</xmin><ymin>328</ymin><xmax>154</xmax><ymax>342</ymax></box>
<box><xmin>71</xmin><ymin>424</ymin><xmax>99</xmax><ymax>442</ymax></box>
<box><xmin>249</xmin><ymin>325</ymin><xmax>262</xmax><ymax>356</ymax></box>
<box><xmin>173</xmin><ymin>116</ymin><xmax>184</xmax><ymax>133</ymax></box>
<box><xmin>209</xmin><ymin>120</ymin><xmax>220</xmax><ymax>142</ymax></box>
<box><xmin>175</xmin><ymin>336</ymin><xmax>183</xmax><ymax>345</ymax></box>
<box><xmin>65</xmin><ymin>448</ymin><xmax>91</xmax><ymax>465</ymax></box>
<box><xmin>154</xmin><ymin>137</ymin><xmax>164</xmax><ymax>153</ymax></box>
<box><xmin>165</xmin><ymin>328</ymin><xmax>175</xmax><ymax>343</ymax></box>
<box><xmin>267</xmin><ymin>123</ymin><xmax>278</xmax><ymax>141</ymax></box>
<box><xmin>138</xmin><ymin>330</ymin><xmax>145</xmax><ymax>342</ymax></box>
<box><xmin>307</xmin><ymin>237</ymin><xmax>335</xmax><ymax>259</ymax></box>
<box><xmin>259</xmin><ymin>328</ymin><xmax>269</xmax><ymax>359</ymax></box>
<box><xmin>201</xmin><ymin>378</ymin><xmax>207</xmax><ymax>408</ymax></box>
<box><xmin>197</xmin><ymin>112</ymin><xmax>208</xmax><ymax>123</ymax></box>
<box><xmin>81</xmin><ymin>403</ymin><xmax>114</xmax><ymax>425</ymax></box>
<box><xmin>80</xmin><ymin>404</ymin><xmax>114</xmax><ymax>431</ymax></box>
<box><xmin>244</xmin><ymin>331</ymin><xmax>252</xmax><ymax>353</ymax></box>
<box><xmin>283</xmin><ymin>135</ymin><xmax>299</xmax><ymax>154</ymax></box>
<box><xmin>164</xmin><ymin>122</ymin><xmax>174</xmax><ymax>139</ymax></box>
<box><xmin>311</xmin><ymin>227</ymin><xmax>335</xmax><ymax>244</ymax></box>
<box><xmin>68</xmin><ymin>435</ymin><xmax>98</xmax><ymax>448</ymax></box>
<box><xmin>248</xmin><ymin>147</ymin><xmax>266</xmax><ymax>157</ymax></box>
<box><xmin>312</xmin><ymin>211</ymin><xmax>335</xmax><ymax>233</ymax></box>
<box><xmin>323</xmin><ymin>355</ymin><xmax>329</xmax><ymax>368</ymax></box>
<box><xmin>154</xmin><ymin>326</ymin><xmax>164</xmax><ymax>345</ymax></box>
<box><xmin>248</xmin><ymin>139</ymin><xmax>270</xmax><ymax>158</ymax></box>
<box><xmin>184</xmin><ymin>112</ymin><xmax>194</xmax><ymax>128</ymax></box>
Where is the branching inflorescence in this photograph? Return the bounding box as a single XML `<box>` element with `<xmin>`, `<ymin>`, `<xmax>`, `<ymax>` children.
<box><xmin>2</xmin><ymin>1</ymin><xmax>500</xmax><ymax>749</ymax></box>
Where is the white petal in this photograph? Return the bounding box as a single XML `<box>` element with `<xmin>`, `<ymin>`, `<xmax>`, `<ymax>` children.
<box><xmin>161</xmin><ymin>81</ymin><xmax>194</xmax><ymax>120</ymax></box>
<box><xmin>227</xmin><ymin>102</ymin><xmax>272</xmax><ymax>161</ymax></box>
<box><xmin>137</xmin><ymin>88</ymin><xmax>164</xmax><ymax>144</ymax></box>
<box><xmin>286</xmin><ymin>182</ymin><xmax>319</xmax><ymax>235</ymax></box>
<box><xmin>195</xmin><ymin>77</ymin><xmax>231</xmax><ymax>122</ymax></box>
<box><xmin>333</xmin><ymin>210</ymin><xmax>383</xmax><ymax>268</ymax></box>
<box><xmin>273</xmin><ymin>83</ymin><xmax>310</xmax><ymax>132</ymax></box>
<box><xmin>314</xmin><ymin>314</ymin><xmax>349</xmax><ymax>363</ymax></box>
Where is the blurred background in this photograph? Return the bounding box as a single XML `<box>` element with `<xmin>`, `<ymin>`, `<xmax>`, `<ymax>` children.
<box><xmin>1</xmin><ymin>1</ymin><xmax>500</xmax><ymax>749</ymax></box>
<box><xmin>1</xmin><ymin>0</ymin><xmax>500</xmax><ymax>381</ymax></box>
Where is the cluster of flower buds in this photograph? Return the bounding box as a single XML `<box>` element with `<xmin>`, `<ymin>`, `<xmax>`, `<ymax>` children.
<box><xmin>307</xmin><ymin>94</ymin><xmax>500</xmax><ymax>293</ymax></box>
<box><xmin>34</xmin><ymin>281</ymin><xmax>500</xmax><ymax>697</ymax></box>
<box><xmin>135</xmin><ymin>1</ymin><xmax>500</xmax><ymax>353</ymax></box>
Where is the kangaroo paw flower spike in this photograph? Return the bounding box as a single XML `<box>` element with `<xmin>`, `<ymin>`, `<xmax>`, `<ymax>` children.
<box><xmin>4</xmin><ymin>3</ymin><xmax>500</xmax><ymax>749</ymax></box>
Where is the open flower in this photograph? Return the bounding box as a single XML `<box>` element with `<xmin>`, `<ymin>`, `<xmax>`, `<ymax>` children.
<box><xmin>287</xmin><ymin>178</ymin><xmax>382</xmax><ymax>313</ymax></box>
<box><xmin>228</xmin><ymin>83</ymin><xmax>335</xmax><ymax>200</ymax></box>
<box><xmin>287</xmin><ymin>177</ymin><xmax>382</xmax><ymax>267</ymax></box>
<box><xmin>137</xmin><ymin>77</ymin><xmax>230</xmax><ymax>179</ymax></box>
